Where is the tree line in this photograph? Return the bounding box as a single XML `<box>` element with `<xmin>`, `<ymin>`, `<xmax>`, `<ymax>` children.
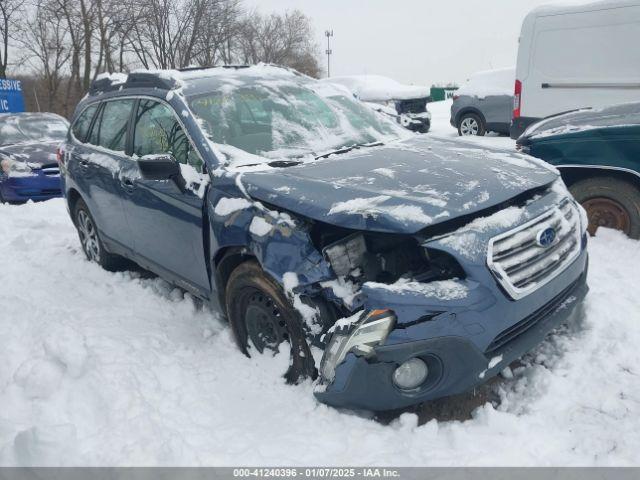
<box><xmin>0</xmin><ymin>0</ymin><xmax>321</xmax><ymax>117</ymax></box>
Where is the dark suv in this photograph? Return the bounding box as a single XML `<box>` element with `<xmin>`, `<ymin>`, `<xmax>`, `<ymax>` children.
<box><xmin>60</xmin><ymin>65</ymin><xmax>589</xmax><ymax>411</ymax></box>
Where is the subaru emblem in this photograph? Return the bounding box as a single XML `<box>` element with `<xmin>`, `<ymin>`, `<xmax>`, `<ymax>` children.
<box><xmin>536</xmin><ymin>227</ymin><xmax>556</xmax><ymax>248</ymax></box>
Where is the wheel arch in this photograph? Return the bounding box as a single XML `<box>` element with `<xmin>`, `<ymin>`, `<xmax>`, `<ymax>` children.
<box><xmin>66</xmin><ymin>188</ymin><xmax>83</xmax><ymax>222</ymax></box>
<box><xmin>213</xmin><ymin>246</ymin><xmax>256</xmax><ymax>316</ymax></box>
<box><xmin>558</xmin><ymin>165</ymin><xmax>640</xmax><ymax>190</ymax></box>
<box><xmin>455</xmin><ymin>107</ymin><xmax>487</xmax><ymax>127</ymax></box>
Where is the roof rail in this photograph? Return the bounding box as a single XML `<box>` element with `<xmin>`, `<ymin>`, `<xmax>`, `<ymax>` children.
<box><xmin>88</xmin><ymin>71</ymin><xmax>179</xmax><ymax>96</ymax></box>
<box><xmin>177</xmin><ymin>64</ymin><xmax>250</xmax><ymax>72</ymax></box>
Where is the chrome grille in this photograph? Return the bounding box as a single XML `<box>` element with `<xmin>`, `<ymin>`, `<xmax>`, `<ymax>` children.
<box><xmin>487</xmin><ymin>199</ymin><xmax>582</xmax><ymax>299</ymax></box>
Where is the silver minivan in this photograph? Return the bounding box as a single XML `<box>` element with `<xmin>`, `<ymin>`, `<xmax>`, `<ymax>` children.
<box><xmin>450</xmin><ymin>67</ymin><xmax>514</xmax><ymax>136</ymax></box>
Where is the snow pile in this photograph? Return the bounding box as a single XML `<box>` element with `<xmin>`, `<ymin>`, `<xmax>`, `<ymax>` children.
<box><xmin>456</xmin><ymin>67</ymin><xmax>515</xmax><ymax>99</ymax></box>
<box><xmin>328</xmin><ymin>195</ymin><xmax>433</xmax><ymax>226</ymax></box>
<box><xmin>283</xmin><ymin>272</ymin><xmax>321</xmax><ymax>335</ymax></box>
<box><xmin>95</xmin><ymin>72</ymin><xmax>127</xmax><ymax>85</ymax></box>
<box><xmin>0</xmin><ymin>199</ymin><xmax>639</xmax><ymax>466</ymax></box>
<box><xmin>249</xmin><ymin>216</ymin><xmax>273</xmax><ymax>237</ymax></box>
<box><xmin>213</xmin><ymin>197</ymin><xmax>252</xmax><ymax>216</ymax></box>
<box><xmin>529</xmin><ymin>123</ymin><xmax>614</xmax><ymax>140</ymax></box>
<box><xmin>364</xmin><ymin>279</ymin><xmax>469</xmax><ymax>300</ymax></box>
<box><xmin>322</xmin><ymin>75</ymin><xmax>431</xmax><ymax>102</ymax></box>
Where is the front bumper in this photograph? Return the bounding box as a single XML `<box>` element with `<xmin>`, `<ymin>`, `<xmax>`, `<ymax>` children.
<box><xmin>0</xmin><ymin>172</ymin><xmax>62</xmax><ymax>203</ymax></box>
<box><xmin>315</xmin><ymin>247</ymin><xmax>589</xmax><ymax>411</ymax></box>
<box><xmin>401</xmin><ymin>113</ymin><xmax>431</xmax><ymax>132</ymax></box>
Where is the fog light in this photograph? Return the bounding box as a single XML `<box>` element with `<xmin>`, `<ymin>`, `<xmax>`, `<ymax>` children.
<box><xmin>392</xmin><ymin>358</ymin><xmax>428</xmax><ymax>390</ymax></box>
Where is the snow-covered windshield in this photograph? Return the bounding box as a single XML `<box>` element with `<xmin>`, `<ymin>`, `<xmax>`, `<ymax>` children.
<box><xmin>187</xmin><ymin>81</ymin><xmax>402</xmax><ymax>162</ymax></box>
<box><xmin>0</xmin><ymin>115</ymin><xmax>69</xmax><ymax>146</ymax></box>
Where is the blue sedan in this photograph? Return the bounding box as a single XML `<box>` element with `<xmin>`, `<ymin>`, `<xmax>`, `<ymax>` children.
<box><xmin>0</xmin><ymin>112</ymin><xmax>69</xmax><ymax>203</ymax></box>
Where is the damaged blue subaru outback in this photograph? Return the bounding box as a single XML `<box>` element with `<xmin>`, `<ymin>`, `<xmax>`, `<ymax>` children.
<box><xmin>60</xmin><ymin>65</ymin><xmax>589</xmax><ymax>411</ymax></box>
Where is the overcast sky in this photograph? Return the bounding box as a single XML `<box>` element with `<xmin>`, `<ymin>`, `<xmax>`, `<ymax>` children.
<box><xmin>246</xmin><ymin>0</ymin><xmax>555</xmax><ymax>86</ymax></box>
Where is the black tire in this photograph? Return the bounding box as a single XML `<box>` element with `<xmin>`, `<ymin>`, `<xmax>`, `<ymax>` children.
<box><xmin>225</xmin><ymin>260</ymin><xmax>316</xmax><ymax>384</ymax></box>
<box><xmin>569</xmin><ymin>176</ymin><xmax>640</xmax><ymax>239</ymax></box>
<box><xmin>418</xmin><ymin>120</ymin><xmax>430</xmax><ymax>134</ymax></box>
<box><xmin>457</xmin><ymin>113</ymin><xmax>486</xmax><ymax>136</ymax></box>
<box><xmin>73</xmin><ymin>198</ymin><xmax>129</xmax><ymax>271</ymax></box>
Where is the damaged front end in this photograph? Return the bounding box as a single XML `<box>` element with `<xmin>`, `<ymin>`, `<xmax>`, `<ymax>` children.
<box><xmin>308</xmin><ymin>188</ymin><xmax>589</xmax><ymax>411</ymax></box>
<box><xmin>216</xmin><ymin>150</ymin><xmax>589</xmax><ymax>411</ymax></box>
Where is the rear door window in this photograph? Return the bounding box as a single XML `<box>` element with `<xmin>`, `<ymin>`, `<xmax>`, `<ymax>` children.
<box><xmin>89</xmin><ymin>99</ymin><xmax>134</xmax><ymax>152</ymax></box>
<box><xmin>72</xmin><ymin>104</ymin><xmax>99</xmax><ymax>142</ymax></box>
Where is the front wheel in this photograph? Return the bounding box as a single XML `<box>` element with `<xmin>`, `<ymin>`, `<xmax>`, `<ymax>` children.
<box><xmin>73</xmin><ymin>198</ymin><xmax>129</xmax><ymax>270</ymax></box>
<box><xmin>225</xmin><ymin>260</ymin><xmax>317</xmax><ymax>384</ymax></box>
<box><xmin>458</xmin><ymin>113</ymin><xmax>486</xmax><ymax>136</ymax></box>
<box><xmin>569</xmin><ymin>176</ymin><xmax>640</xmax><ymax>239</ymax></box>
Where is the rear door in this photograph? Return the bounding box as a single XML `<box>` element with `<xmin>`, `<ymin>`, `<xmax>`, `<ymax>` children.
<box><xmin>121</xmin><ymin>97</ymin><xmax>210</xmax><ymax>295</ymax></box>
<box><xmin>75</xmin><ymin>99</ymin><xmax>136</xmax><ymax>250</ymax></box>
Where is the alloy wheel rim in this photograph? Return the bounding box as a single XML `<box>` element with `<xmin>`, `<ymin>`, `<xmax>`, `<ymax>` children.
<box><xmin>582</xmin><ymin>197</ymin><xmax>631</xmax><ymax>235</ymax></box>
<box><xmin>460</xmin><ymin>117</ymin><xmax>479</xmax><ymax>135</ymax></box>
<box><xmin>77</xmin><ymin>210</ymin><xmax>100</xmax><ymax>262</ymax></box>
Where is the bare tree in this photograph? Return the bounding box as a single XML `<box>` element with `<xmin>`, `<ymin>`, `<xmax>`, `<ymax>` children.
<box><xmin>129</xmin><ymin>0</ymin><xmax>209</xmax><ymax>69</ymax></box>
<box><xmin>10</xmin><ymin>0</ymin><xmax>322</xmax><ymax>116</ymax></box>
<box><xmin>0</xmin><ymin>0</ymin><xmax>26</xmax><ymax>77</ymax></box>
<box><xmin>193</xmin><ymin>0</ymin><xmax>241</xmax><ymax>66</ymax></box>
<box><xmin>19</xmin><ymin>0</ymin><xmax>70</xmax><ymax>110</ymax></box>
<box><xmin>236</xmin><ymin>10</ymin><xmax>320</xmax><ymax>77</ymax></box>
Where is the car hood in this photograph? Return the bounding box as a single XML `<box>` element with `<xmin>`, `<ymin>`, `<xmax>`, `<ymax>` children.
<box><xmin>0</xmin><ymin>141</ymin><xmax>60</xmax><ymax>168</ymax></box>
<box><xmin>240</xmin><ymin>136</ymin><xmax>558</xmax><ymax>234</ymax></box>
<box><xmin>518</xmin><ymin>102</ymin><xmax>640</xmax><ymax>144</ymax></box>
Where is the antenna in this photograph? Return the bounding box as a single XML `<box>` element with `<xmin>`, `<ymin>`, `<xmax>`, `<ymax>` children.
<box><xmin>325</xmin><ymin>29</ymin><xmax>334</xmax><ymax>78</ymax></box>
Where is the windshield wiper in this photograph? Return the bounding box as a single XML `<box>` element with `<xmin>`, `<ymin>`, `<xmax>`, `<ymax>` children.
<box><xmin>267</xmin><ymin>159</ymin><xmax>303</xmax><ymax>168</ymax></box>
<box><xmin>314</xmin><ymin>141</ymin><xmax>384</xmax><ymax>160</ymax></box>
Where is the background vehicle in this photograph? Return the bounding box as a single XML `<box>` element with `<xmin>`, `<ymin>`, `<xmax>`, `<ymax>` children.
<box><xmin>0</xmin><ymin>112</ymin><xmax>69</xmax><ymax>203</ymax></box>
<box><xmin>511</xmin><ymin>0</ymin><xmax>640</xmax><ymax>139</ymax></box>
<box><xmin>517</xmin><ymin>102</ymin><xmax>640</xmax><ymax>239</ymax></box>
<box><xmin>322</xmin><ymin>75</ymin><xmax>431</xmax><ymax>133</ymax></box>
<box><xmin>450</xmin><ymin>67</ymin><xmax>513</xmax><ymax>136</ymax></box>
<box><xmin>61</xmin><ymin>66</ymin><xmax>588</xmax><ymax>412</ymax></box>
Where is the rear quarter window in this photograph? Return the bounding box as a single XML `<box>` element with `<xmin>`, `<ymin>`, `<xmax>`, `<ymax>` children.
<box><xmin>71</xmin><ymin>104</ymin><xmax>99</xmax><ymax>142</ymax></box>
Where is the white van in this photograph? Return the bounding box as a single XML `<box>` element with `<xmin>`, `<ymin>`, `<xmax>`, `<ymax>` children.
<box><xmin>511</xmin><ymin>0</ymin><xmax>640</xmax><ymax>138</ymax></box>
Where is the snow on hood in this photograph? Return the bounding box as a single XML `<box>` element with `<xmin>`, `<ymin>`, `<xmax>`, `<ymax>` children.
<box><xmin>456</xmin><ymin>67</ymin><xmax>514</xmax><ymax>99</ymax></box>
<box><xmin>321</xmin><ymin>75</ymin><xmax>431</xmax><ymax>102</ymax></box>
<box><xmin>520</xmin><ymin>102</ymin><xmax>640</xmax><ymax>141</ymax></box>
<box><xmin>240</xmin><ymin>136</ymin><xmax>558</xmax><ymax>234</ymax></box>
<box><xmin>0</xmin><ymin>141</ymin><xmax>60</xmax><ymax>167</ymax></box>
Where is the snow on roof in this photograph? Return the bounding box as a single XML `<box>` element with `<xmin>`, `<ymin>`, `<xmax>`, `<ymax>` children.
<box><xmin>456</xmin><ymin>67</ymin><xmax>515</xmax><ymax>99</ymax></box>
<box><xmin>95</xmin><ymin>72</ymin><xmax>128</xmax><ymax>85</ymax></box>
<box><xmin>92</xmin><ymin>64</ymin><xmax>300</xmax><ymax>94</ymax></box>
<box><xmin>322</xmin><ymin>75</ymin><xmax>431</xmax><ymax>102</ymax></box>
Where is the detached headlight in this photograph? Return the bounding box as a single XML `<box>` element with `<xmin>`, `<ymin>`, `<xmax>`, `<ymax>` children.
<box><xmin>0</xmin><ymin>157</ymin><xmax>33</xmax><ymax>176</ymax></box>
<box><xmin>320</xmin><ymin>309</ymin><xmax>396</xmax><ymax>382</ymax></box>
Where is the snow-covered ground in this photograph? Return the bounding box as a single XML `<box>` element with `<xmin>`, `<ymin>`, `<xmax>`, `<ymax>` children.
<box><xmin>1</xmin><ymin>107</ymin><xmax>640</xmax><ymax>466</ymax></box>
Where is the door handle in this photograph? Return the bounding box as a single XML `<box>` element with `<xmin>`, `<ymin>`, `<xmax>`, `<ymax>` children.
<box><xmin>78</xmin><ymin>158</ymin><xmax>90</xmax><ymax>167</ymax></box>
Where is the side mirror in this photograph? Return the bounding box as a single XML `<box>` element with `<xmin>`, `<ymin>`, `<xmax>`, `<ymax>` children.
<box><xmin>137</xmin><ymin>154</ymin><xmax>186</xmax><ymax>191</ymax></box>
